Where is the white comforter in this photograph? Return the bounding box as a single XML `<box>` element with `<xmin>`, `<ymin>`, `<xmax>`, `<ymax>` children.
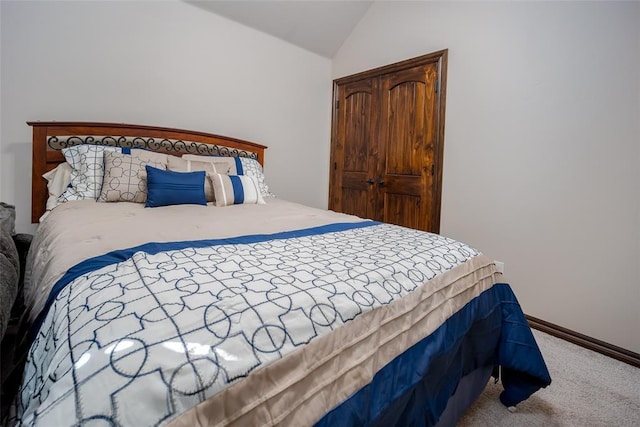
<box><xmin>24</xmin><ymin>198</ymin><xmax>362</xmax><ymax>324</ymax></box>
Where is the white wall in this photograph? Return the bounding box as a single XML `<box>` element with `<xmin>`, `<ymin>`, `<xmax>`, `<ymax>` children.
<box><xmin>0</xmin><ymin>0</ymin><xmax>332</xmax><ymax>233</ymax></box>
<box><xmin>334</xmin><ymin>1</ymin><xmax>640</xmax><ymax>353</ymax></box>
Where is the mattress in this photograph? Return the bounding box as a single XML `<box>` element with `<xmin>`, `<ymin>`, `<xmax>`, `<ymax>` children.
<box><xmin>15</xmin><ymin>198</ymin><xmax>550</xmax><ymax>426</ymax></box>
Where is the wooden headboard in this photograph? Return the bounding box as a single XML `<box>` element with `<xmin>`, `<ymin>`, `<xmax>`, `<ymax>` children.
<box><xmin>29</xmin><ymin>121</ymin><xmax>267</xmax><ymax>223</ymax></box>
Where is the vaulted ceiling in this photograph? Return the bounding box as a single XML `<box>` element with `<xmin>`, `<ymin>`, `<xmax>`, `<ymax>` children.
<box><xmin>185</xmin><ymin>1</ymin><xmax>373</xmax><ymax>58</ymax></box>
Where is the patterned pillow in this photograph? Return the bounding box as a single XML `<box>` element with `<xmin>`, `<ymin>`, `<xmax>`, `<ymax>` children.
<box><xmin>145</xmin><ymin>166</ymin><xmax>207</xmax><ymax>208</ymax></box>
<box><xmin>98</xmin><ymin>151</ymin><xmax>166</xmax><ymax>203</ymax></box>
<box><xmin>182</xmin><ymin>154</ymin><xmax>274</xmax><ymax>198</ymax></box>
<box><xmin>209</xmin><ymin>173</ymin><xmax>265</xmax><ymax>207</ymax></box>
<box><xmin>167</xmin><ymin>156</ymin><xmax>221</xmax><ymax>202</ymax></box>
<box><xmin>58</xmin><ymin>145</ymin><xmax>121</xmax><ymax>202</ymax></box>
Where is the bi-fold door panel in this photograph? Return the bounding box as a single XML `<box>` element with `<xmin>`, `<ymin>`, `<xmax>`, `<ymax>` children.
<box><xmin>378</xmin><ymin>63</ymin><xmax>439</xmax><ymax>231</ymax></box>
<box><xmin>330</xmin><ymin>79</ymin><xmax>379</xmax><ymax>220</ymax></box>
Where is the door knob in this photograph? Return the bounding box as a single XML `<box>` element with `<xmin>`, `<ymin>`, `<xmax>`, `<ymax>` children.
<box><xmin>378</xmin><ymin>179</ymin><xmax>385</xmax><ymax>186</ymax></box>
<box><xmin>366</xmin><ymin>178</ymin><xmax>375</xmax><ymax>184</ymax></box>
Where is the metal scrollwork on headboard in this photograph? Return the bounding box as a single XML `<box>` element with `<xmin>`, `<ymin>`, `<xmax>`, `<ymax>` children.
<box><xmin>47</xmin><ymin>135</ymin><xmax>259</xmax><ymax>161</ymax></box>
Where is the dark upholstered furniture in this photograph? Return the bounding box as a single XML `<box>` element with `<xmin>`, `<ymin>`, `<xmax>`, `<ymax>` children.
<box><xmin>1</xmin><ymin>229</ymin><xmax>32</xmax><ymax>420</ymax></box>
<box><xmin>0</xmin><ymin>228</ymin><xmax>19</xmax><ymax>340</ymax></box>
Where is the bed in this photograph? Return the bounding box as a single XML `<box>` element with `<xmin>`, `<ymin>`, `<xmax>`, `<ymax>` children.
<box><xmin>9</xmin><ymin>121</ymin><xmax>551</xmax><ymax>426</ymax></box>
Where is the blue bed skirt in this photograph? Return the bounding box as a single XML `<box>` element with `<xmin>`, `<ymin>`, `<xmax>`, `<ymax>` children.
<box><xmin>315</xmin><ymin>283</ymin><xmax>551</xmax><ymax>427</ymax></box>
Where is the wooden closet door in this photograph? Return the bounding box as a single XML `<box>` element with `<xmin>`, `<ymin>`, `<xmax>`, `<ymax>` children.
<box><xmin>330</xmin><ymin>50</ymin><xmax>447</xmax><ymax>233</ymax></box>
<box><xmin>377</xmin><ymin>63</ymin><xmax>439</xmax><ymax>231</ymax></box>
<box><xmin>329</xmin><ymin>78</ymin><xmax>379</xmax><ymax>220</ymax></box>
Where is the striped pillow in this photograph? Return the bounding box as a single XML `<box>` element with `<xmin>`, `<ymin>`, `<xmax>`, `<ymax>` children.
<box><xmin>209</xmin><ymin>174</ymin><xmax>265</xmax><ymax>207</ymax></box>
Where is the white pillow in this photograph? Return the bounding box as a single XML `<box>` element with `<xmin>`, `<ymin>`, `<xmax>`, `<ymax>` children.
<box><xmin>58</xmin><ymin>145</ymin><xmax>120</xmax><ymax>202</ymax></box>
<box><xmin>42</xmin><ymin>162</ymin><xmax>73</xmax><ymax>211</ymax></box>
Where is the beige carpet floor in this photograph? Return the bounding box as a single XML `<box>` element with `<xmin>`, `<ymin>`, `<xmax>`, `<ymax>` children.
<box><xmin>457</xmin><ymin>330</ymin><xmax>640</xmax><ymax>426</ymax></box>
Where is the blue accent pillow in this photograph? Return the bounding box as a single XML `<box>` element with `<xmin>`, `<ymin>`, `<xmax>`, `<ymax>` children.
<box><xmin>145</xmin><ymin>166</ymin><xmax>207</xmax><ymax>208</ymax></box>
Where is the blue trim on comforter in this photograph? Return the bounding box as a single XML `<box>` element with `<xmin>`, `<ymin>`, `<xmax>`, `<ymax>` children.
<box><xmin>315</xmin><ymin>283</ymin><xmax>551</xmax><ymax>427</ymax></box>
<box><xmin>30</xmin><ymin>221</ymin><xmax>379</xmax><ymax>340</ymax></box>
